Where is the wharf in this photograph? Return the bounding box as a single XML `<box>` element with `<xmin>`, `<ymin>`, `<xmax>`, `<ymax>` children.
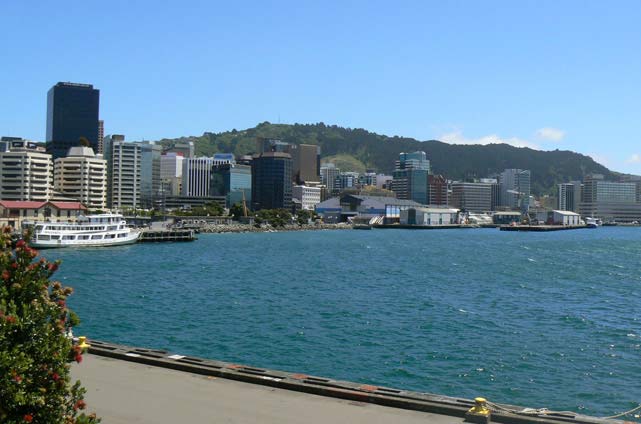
<box><xmin>138</xmin><ymin>229</ymin><xmax>197</xmax><ymax>242</ymax></box>
<box><xmin>72</xmin><ymin>339</ymin><xmax>618</xmax><ymax>424</ymax></box>
<box><xmin>373</xmin><ymin>224</ymin><xmax>473</xmax><ymax>230</ymax></box>
<box><xmin>500</xmin><ymin>225</ymin><xmax>587</xmax><ymax>232</ymax></box>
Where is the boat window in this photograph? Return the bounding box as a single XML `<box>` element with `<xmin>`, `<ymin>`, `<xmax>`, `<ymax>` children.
<box><xmin>50</xmin><ymin>235</ymin><xmax>60</xmax><ymax>240</ymax></box>
<box><xmin>35</xmin><ymin>225</ymin><xmax>44</xmax><ymax>231</ymax></box>
<box><xmin>91</xmin><ymin>235</ymin><xmax>102</xmax><ymax>240</ymax></box>
<box><xmin>78</xmin><ymin>235</ymin><xmax>90</xmax><ymax>240</ymax></box>
<box><xmin>118</xmin><ymin>233</ymin><xmax>126</xmax><ymax>238</ymax></box>
<box><xmin>62</xmin><ymin>235</ymin><xmax>75</xmax><ymax>240</ymax></box>
<box><xmin>38</xmin><ymin>235</ymin><xmax>50</xmax><ymax>240</ymax></box>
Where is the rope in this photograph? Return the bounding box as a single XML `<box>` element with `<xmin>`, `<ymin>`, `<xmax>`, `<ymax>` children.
<box><xmin>485</xmin><ymin>400</ymin><xmax>641</xmax><ymax>420</ymax></box>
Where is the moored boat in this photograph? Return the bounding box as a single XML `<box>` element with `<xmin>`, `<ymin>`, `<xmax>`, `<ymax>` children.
<box><xmin>585</xmin><ymin>217</ymin><xmax>602</xmax><ymax>228</ymax></box>
<box><xmin>30</xmin><ymin>213</ymin><xmax>141</xmax><ymax>248</ymax></box>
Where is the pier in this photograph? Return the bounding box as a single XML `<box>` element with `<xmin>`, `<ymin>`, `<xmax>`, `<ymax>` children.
<box><xmin>499</xmin><ymin>225</ymin><xmax>587</xmax><ymax>232</ymax></box>
<box><xmin>72</xmin><ymin>339</ymin><xmax>620</xmax><ymax>424</ymax></box>
<box><xmin>138</xmin><ymin>229</ymin><xmax>197</xmax><ymax>242</ymax></box>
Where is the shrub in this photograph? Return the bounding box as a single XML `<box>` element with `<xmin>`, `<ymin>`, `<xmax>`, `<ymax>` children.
<box><xmin>0</xmin><ymin>227</ymin><xmax>99</xmax><ymax>423</ymax></box>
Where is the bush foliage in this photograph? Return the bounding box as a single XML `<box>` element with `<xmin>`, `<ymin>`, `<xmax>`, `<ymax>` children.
<box><xmin>0</xmin><ymin>228</ymin><xmax>99</xmax><ymax>423</ymax></box>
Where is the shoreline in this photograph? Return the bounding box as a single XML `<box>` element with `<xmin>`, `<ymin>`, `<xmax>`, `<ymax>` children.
<box><xmin>198</xmin><ymin>223</ymin><xmax>353</xmax><ymax>234</ymax></box>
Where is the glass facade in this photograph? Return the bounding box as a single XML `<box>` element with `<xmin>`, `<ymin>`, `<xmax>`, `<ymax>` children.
<box><xmin>46</xmin><ymin>82</ymin><xmax>100</xmax><ymax>159</ymax></box>
<box><xmin>251</xmin><ymin>152</ymin><xmax>292</xmax><ymax>210</ymax></box>
<box><xmin>211</xmin><ymin>163</ymin><xmax>252</xmax><ymax>207</ymax></box>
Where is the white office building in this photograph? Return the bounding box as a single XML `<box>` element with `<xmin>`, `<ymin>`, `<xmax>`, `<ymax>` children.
<box><xmin>292</xmin><ymin>185</ymin><xmax>322</xmax><ymax>210</ymax></box>
<box><xmin>182</xmin><ymin>157</ymin><xmax>215</xmax><ymax>197</ymax></box>
<box><xmin>104</xmin><ymin>135</ymin><xmax>141</xmax><ymax>210</ymax></box>
<box><xmin>54</xmin><ymin>146</ymin><xmax>107</xmax><ymax>209</ymax></box>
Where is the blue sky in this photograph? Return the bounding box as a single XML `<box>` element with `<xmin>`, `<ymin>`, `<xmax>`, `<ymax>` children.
<box><xmin>1</xmin><ymin>1</ymin><xmax>640</xmax><ymax>173</ymax></box>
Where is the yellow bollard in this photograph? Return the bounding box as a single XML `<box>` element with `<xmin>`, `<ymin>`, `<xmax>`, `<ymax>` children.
<box><xmin>465</xmin><ymin>397</ymin><xmax>491</xmax><ymax>424</ymax></box>
<box><xmin>77</xmin><ymin>336</ymin><xmax>91</xmax><ymax>351</ymax></box>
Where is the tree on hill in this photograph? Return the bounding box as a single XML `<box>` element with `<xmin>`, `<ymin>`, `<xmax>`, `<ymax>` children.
<box><xmin>0</xmin><ymin>228</ymin><xmax>99</xmax><ymax>423</ymax></box>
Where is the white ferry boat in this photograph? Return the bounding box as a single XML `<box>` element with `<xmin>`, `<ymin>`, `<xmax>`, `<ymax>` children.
<box><xmin>585</xmin><ymin>217</ymin><xmax>602</xmax><ymax>228</ymax></box>
<box><xmin>30</xmin><ymin>213</ymin><xmax>141</xmax><ymax>248</ymax></box>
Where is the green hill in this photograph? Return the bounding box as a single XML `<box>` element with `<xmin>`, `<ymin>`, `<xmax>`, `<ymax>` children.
<box><xmin>155</xmin><ymin>122</ymin><xmax>617</xmax><ymax>195</ymax></box>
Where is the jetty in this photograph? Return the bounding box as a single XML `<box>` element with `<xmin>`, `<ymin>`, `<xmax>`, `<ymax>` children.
<box><xmin>72</xmin><ymin>339</ymin><xmax>620</xmax><ymax>424</ymax></box>
<box><xmin>499</xmin><ymin>225</ymin><xmax>587</xmax><ymax>232</ymax></box>
<box><xmin>138</xmin><ymin>229</ymin><xmax>197</xmax><ymax>242</ymax></box>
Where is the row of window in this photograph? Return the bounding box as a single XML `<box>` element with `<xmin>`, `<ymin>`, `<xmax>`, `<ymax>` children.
<box><xmin>38</xmin><ymin>233</ymin><xmax>128</xmax><ymax>241</ymax></box>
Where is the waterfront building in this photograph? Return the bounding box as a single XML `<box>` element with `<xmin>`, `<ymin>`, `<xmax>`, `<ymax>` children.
<box><xmin>359</xmin><ymin>172</ymin><xmax>377</xmax><ymax>188</ymax></box>
<box><xmin>558</xmin><ymin>182</ymin><xmax>582</xmax><ymax>212</ymax></box>
<box><xmin>391</xmin><ymin>151</ymin><xmax>430</xmax><ymax>205</ymax></box>
<box><xmin>104</xmin><ymin>135</ymin><xmax>141</xmax><ymax>210</ymax></box>
<box><xmin>46</xmin><ymin>82</ymin><xmax>100</xmax><ymax>159</ymax></box>
<box><xmin>0</xmin><ymin>200</ymin><xmax>87</xmax><ymax>228</ymax></box>
<box><xmin>292</xmin><ymin>185</ymin><xmax>321</xmax><ymax>210</ymax></box>
<box><xmin>160</xmin><ymin>152</ymin><xmax>184</xmax><ymax>196</ymax></box>
<box><xmin>375</xmin><ymin>174</ymin><xmax>393</xmax><ymax>190</ymax></box>
<box><xmin>251</xmin><ymin>151</ymin><xmax>293</xmax><ymax>211</ymax></box>
<box><xmin>210</xmin><ymin>163</ymin><xmax>252</xmax><ymax>207</ymax></box>
<box><xmin>293</xmin><ymin>144</ymin><xmax>321</xmax><ymax>184</ymax></box>
<box><xmin>450</xmin><ymin>182</ymin><xmax>493</xmax><ymax>212</ymax></box>
<box><xmin>315</xmin><ymin>194</ymin><xmax>420</xmax><ymax>223</ymax></box>
<box><xmin>428</xmin><ymin>175</ymin><xmax>449</xmax><ymax>206</ymax></box>
<box><xmin>335</xmin><ymin>172</ymin><xmax>360</xmax><ymax>192</ymax></box>
<box><xmin>163</xmin><ymin>141</ymin><xmax>194</xmax><ymax>159</ymax></box>
<box><xmin>400</xmin><ymin>207</ymin><xmax>459</xmax><ymax>226</ymax></box>
<box><xmin>53</xmin><ymin>146</ymin><xmax>107</xmax><ymax>210</ymax></box>
<box><xmin>0</xmin><ymin>139</ymin><xmax>53</xmax><ymax>202</ymax></box>
<box><xmin>492</xmin><ymin>211</ymin><xmax>522</xmax><ymax>225</ymax></box>
<box><xmin>578</xmin><ymin>174</ymin><xmax>641</xmax><ymax>222</ymax></box>
<box><xmin>321</xmin><ymin>164</ymin><xmax>340</xmax><ymax>195</ymax></box>
<box><xmin>140</xmin><ymin>141</ymin><xmax>162</xmax><ymax>209</ymax></box>
<box><xmin>499</xmin><ymin>169</ymin><xmax>531</xmax><ymax>210</ymax></box>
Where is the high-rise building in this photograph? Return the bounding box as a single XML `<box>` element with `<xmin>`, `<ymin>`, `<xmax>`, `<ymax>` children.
<box><xmin>97</xmin><ymin>120</ymin><xmax>104</xmax><ymax>155</ymax></box>
<box><xmin>140</xmin><ymin>141</ymin><xmax>162</xmax><ymax>209</ymax></box>
<box><xmin>499</xmin><ymin>169</ymin><xmax>531</xmax><ymax>210</ymax></box>
<box><xmin>256</xmin><ymin>138</ymin><xmax>296</xmax><ymax>155</ymax></box>
<box><xmin>428</xmin><ymin>175</ymin><xmax>449</xmax><ymax>206</ymax></box>
<box><xmin>392</xmin><ymin>151</ymin><xmax>431</xmax><ymax>204</ymax></box>
<box><xmin>293</xmin><ymin>144</ymin><xmax>320</xmax><ymax>184</ymax></box>
<box><xmin>104</xmin><ymin>135</ymin><xmax>141</xmax><ymax>210</ymax></box>
<box><xmin>46</xmin><ymin>82</ymin><xmax>100</xmax><ymax>159</ymax></box>
<box><xmin>181</xmin><ymin>157</ymin><xmax>215</xmax><ymax>197</ymax></box>
<box><xmin>450</xmin><ymin>182</ymin><xmax>493</xmax><ymax>212</ymax></box>
<box><xmin>558</xmin><ymin>182</ymin><xmax>582</xmax><ymax>212</ymax></box>
<box><xmin>212</xmin><ymin>153</ymin><xmax>235</xmax><ymax>166</ymax></box>
<box><xmin>54</xmin><ymin>146</ymin><xmax>107</xmax><ymax>209</ymax></box>
<box><xmin>163</xmin><ymin>141</ymin><xmax>194</xmax><ymax>159</ymax></box>
<box><xmin>251</xmin><ymin>151</ymin><xmax>293</xmax><ymax>211</ymax></box>
<box><xmin>0</xmin><ymin>139</ymin><xmax>53</xmax><ymax>201</ymax></box>
<box><xmin>578</xmin><ymin>174</ymin><xmax>641</xmax><ymax>222</ymax></box>
<box><xmin>210</xmin><ymin>163</ymin><xmax>252</xmax><ymax>207</ymax></box>
<box><xmin>160</xmin><ymin>152</ymin><xmax>184</xmax><ymax>196</ymax></box>
<box><xmin>321</xmin><ymin>164</ymin><xmax>340</xmax><ymax>195</ymax></box>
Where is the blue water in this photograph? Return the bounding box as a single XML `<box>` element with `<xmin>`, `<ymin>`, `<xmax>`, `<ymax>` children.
<box><xmin>47</xmin><ymin>228</ymin><xmax>641</xmax><ymax>418</ymax></box>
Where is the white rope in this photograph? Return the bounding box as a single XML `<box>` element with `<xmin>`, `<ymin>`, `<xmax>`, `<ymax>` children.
<box><xmin>485</xmin><ymin>400</ymin><xmax>641</xmax><ymax>420</ymax></box>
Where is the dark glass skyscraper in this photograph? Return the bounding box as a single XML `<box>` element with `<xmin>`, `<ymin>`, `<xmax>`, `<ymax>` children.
<box><xmin>251</xmin><ymin>152</ymin><xmax>292</xmax><ymax>211</ymax></box>
<box><xmin>46</xmin><ymin>82</ymin><xmax>100</xmax><ymax>159</ymax></box>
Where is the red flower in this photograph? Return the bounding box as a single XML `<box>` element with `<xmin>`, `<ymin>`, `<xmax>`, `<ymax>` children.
<box><xmin>1</xmin><ymin>270</ymin><xmax>10</xmax><ymax>280</ymax></box>
<box><xmin>6</xmin><ymin>315</ymin><xmax>16</xmax><ymax>324</ymax></box>
<box><xmin>52</xmin><ymin>372</ymin><xmax>60</xmax><ymax>381</ymax></box>
<box><xmin>10</xmin><ymin>262</ymin><xmax>18</xmax><ymax>269</ymax></box>
<box><xmin>16</xmin><ymin>239</ymin><xmax>25</xmax><ymax>248</ymax></box>
<box><xmin>48</xmin><ymin>262</ymin><xmax>58</xmax><ymax>272</ymax></box>
<box><xmin>73</xmin><ymin>400</ymin><xmax>86</xmax><ymax>410</ymax></box>
<box><xmin>13</xmin><ymin>374</ymin><xmax>22</xmax><ymax>383</ymax></box>
<box><xmin>23</xmin><ymin>414</ymin><xmax>33</xmax><ymax>422</ymax></box>
<box><xmin>75</xmin><ymin>354</ymin><xmax>83</xmax><ymax>363</ymax></box>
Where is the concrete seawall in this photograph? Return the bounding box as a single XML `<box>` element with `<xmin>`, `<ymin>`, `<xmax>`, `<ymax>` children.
<box><xmin>72</xmin><ymin>339</ymin><xmax>620</xmax><ymax>424</ymax></box>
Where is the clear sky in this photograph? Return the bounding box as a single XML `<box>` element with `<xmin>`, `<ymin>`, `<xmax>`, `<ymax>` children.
<box><xmin>1</xmin><ymin>1</ymin><xmax>640</xmax><ymax>173</ymax></box>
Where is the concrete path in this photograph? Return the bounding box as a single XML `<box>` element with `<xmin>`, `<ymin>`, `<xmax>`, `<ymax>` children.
<box><xmin>73</xmin><ymin>354</ymin><xmax>465</xmax><ymax>424</ymax></box>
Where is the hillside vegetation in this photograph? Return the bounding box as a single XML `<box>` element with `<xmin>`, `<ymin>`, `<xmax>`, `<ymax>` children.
<box><xmin>155</xmin><ymin>122</ymin><xmax>617</xmax><ymax>195</ymax></box>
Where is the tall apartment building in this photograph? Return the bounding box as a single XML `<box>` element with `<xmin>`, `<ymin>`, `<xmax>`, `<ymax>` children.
<box><xmin>97</xmin><ymin>120</ymin><xmax>104</xmax><ymax>154</ymax></box>
<box><xmin>46</xmin><ymin>82</ymin><xmax>100</xmax><ymax>159</ymax></box>
<box><xmin>450</xmin><ymin>182</ymin><xmax>493</xmax><ymax>212</ymax></box>
<box><xmin>251</xmin><ymin>151</ymin><xmax>293</xmax><ymax>211</ymax></box>
<box><xmin>182</xmin><ymin>157</ymin><xmax>215</xmax><ymax>197</ymax></box>
<box><xmin>392</xmin><ymin>151</ymin><xmax>431</xmax><ymax>205</ymax></box>
<box><xmin>499</xmin><ymin>169</ymin><xmax>531</xmax><ymax>210</ymax></box>
<box><xmin>0</xmin><ymin>138</ymin><xmax>53</xmax><ymax>201</ymax></box>
<box><xmin>54</xmin><ymin>146</ymin><xmax>107</xmax><ymax>209</ymax></box>
<box><xmin>160</xmin><ymin>152</ymin><xmax>184</xmax><ymax>196</ymax></box>
<box><xmin>104</xmin><ymin>135</ymin><xmax>141</xmax><ymax>210</ymax></box>
<box><xmin>140</xmin><ymin>141</ymin><xmax>162</xmax><ymax>209</ymax></box>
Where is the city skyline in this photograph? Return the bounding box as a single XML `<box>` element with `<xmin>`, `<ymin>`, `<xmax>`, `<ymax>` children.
<box><xmin>2</xmin><ymin>1</ymin><xmax>641</xmax><ymax>173</ymax></box>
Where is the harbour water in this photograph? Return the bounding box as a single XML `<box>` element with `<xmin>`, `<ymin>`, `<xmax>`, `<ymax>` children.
<box><xmin>50</xmin><ymin>228</ymin><xmax>641</xmax><ymax>418</ymax></box>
